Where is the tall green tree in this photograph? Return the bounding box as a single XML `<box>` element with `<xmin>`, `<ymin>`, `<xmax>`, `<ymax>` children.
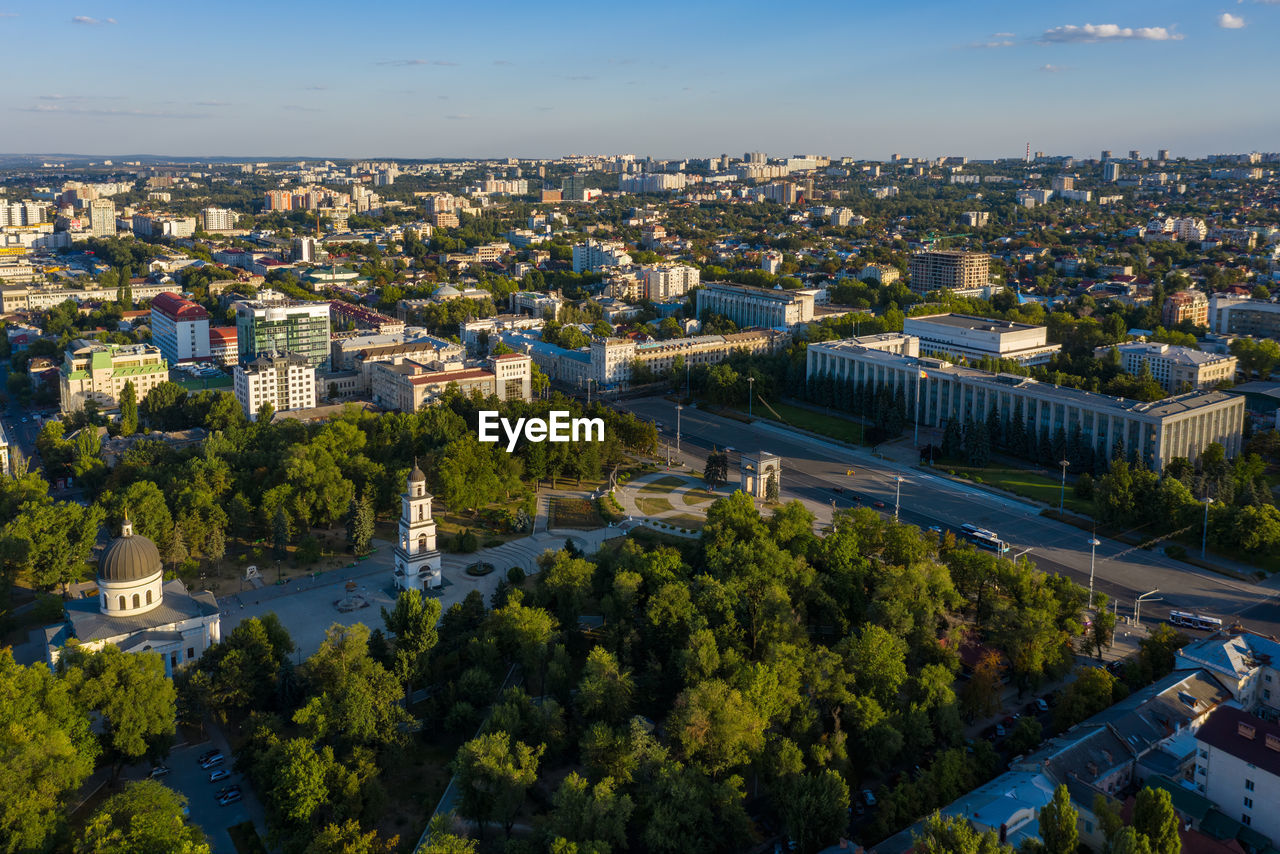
<box><xmin>63</xmin><ymin>646</ymin><xmax>177</xmax><ymax>774</ymax></box>
<box><xmin>381</xmin><ymin>589</ymin><xmax>442</xmax><ymax>700</ymax></box>
<box><xmin>453</xmin><ymin>731</ymin><xmax>543</xmax><ymax>839</ymax></box>
<box><xmin>75</xmin><ymin>780</ymin><xmax>209</xmax><ymax>854</ymax></box>
<box><xmin>777</xmin><ymin>770</ymin><xmax>850</xmax><ymax>854</ymax></box>
<box><xmin>119</xmin><ymin>380</ymin><xmax>138</xmax><ymax>436</ymax></box>
<box><xmin>0</xmin><ymin>649</ymin><xmax>98</xmax><ymax>854</ymax></box>
<box><xmin>1038</xmin><ymin>784</ymin><xmax>1078</xmax><ymax>854</ymax></box>
<box><xmin>346</xmin><ymin>491</ymin><xmax>375</xmax><ymax>555</ymax></box>
<box><xmin>293</xmin><ymin>623</ymin><xmax>410</xmax><ymax>749</ymax></box>
<box><xmin>546</xmin><ymin>772</ymin><xmax>633</xmax><ymax>852</ymax></box>
<box><xmin>1133</xmin><ymin>787</ymin><xmax>1181</xmax><ymax>854</ymax></box>
<box><xmin>913</xmin><ymin>812</ymin><xmax>1013</xmax><ymax>854</ymax></box>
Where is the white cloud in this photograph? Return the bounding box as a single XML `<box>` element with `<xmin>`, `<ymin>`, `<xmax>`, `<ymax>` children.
<box><xmin>992</xmin><ymin>32</ymin><xmax>1016</xmax><ymax>38</ymax></box>
<box><xmin>1040</xmin><ymin>23</ymin><xmax>1183</xmax><ymax>43</ymax></box>
<box><xmin>1217</xmin><ymin>12</ymin><xmax>1245</xmax><ymax>28</ymax></box>
<box><xmin>1040</xmin><ymin>64</ymin><xmax>1067</xmax><ymax>72</ymax></box>
<box><xmin>71</xmin><ymin>15</ymin><xmax>116</xmax><ymax>25</ymax></box>
<box><xmin>374</xmin><ymin>58</ymin><xmax>457</xmax><ymax>67</ymax></box>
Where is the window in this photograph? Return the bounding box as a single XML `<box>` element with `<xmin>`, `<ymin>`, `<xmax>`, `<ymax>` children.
<box><xmin>1245</xmin><ymin>797</ymin><xmax>1254</xmax><ymax>809</ymax></box>
<box><xmin>187</xmin><ymin>647</ymin><xmax>195</xmax><ymax>660</ymax></box>
<box><xmin>1243</xmin><ymin>815</ymin><xmax>1252</xmax><ymax>826</ymax></box>
<box><xmin>145</xmin><ymin>589</ymin><xmax>152</xmax><ymax>605</ymax></box>
<box><xmin>1085</xmin><ymin>821</ymin><xmax>1094</xmax><ymax>835</ymax></box>
<box><xmin>118</xmin><ymin>595</ymin><xmax>125</xmax><ymax>610</ymax></box>
<box><xmin>1246</xmin><ymin>779</ymin><xmax>1255</xmax><ymax>791</ymax></box>
<box><xmin>131</xmin><ymin>593</ymin><xmax>140</xmax><ymax>609</ymax></box>
<box><xmin>1266</xmin><ymin>689</ymin><xmax>1272</xmax><ymax>701</ymax></box>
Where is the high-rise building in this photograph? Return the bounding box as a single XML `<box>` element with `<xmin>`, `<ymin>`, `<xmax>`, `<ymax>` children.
<box><xmin>150</xmin><ymin>292</ymin><xmax>211</xmax><ymax>365</ymax></box>
<box><xmin>264</xmin><ymin>190</ymin><xmax>292</xmax><ymax>211</ymax></box>
<box><xmin>561</xmin><ymin>175</ymin><xmax>592</xmax><ymax>202</ymax></box>
<box><xmin>202</xmin><ymin>207</ymin><xmax>236</xmax><ymax>231</ymax></box>
<box><xmin>1162</xmin><ymin>291</ymin><xmax>1209</xmax><ymax>327</ymax></box>
<box><xmin>642</xmin><ymin>264</ymin><xmax>700</xmax><ymax>302</ymax></box>
<box><xmin>1051</xmin><ymin>176</ymin><xmax>1075</xmax><ymax>192</ymax></box>
<box><xmin>291</xmin><ymin>237</ymin><xmax>316</xmax><ymax>263</ymax></box>
<box><xmin>88</xmin><ymin>198</ymin><xmax>116</xmax><ymax>238</ymax></box>
<box><xmin>234</xmin><ymin>299</ymin><xmax>332</xmax><ymax>368</ymax></box>
<box><xmin>59</xmin><ymin>340</ymin><xmax>168</xmax><ymax>413</ymax></box>
<box><xmin>907</xmin><ymin>251</ymin><xmax>990</xmax><ymax>295</ymax></box>
<box><xmin>234</xmin><ymin>353</ymin><xmax>317</xmax><ymax>420</ymax></box>
<box><xmin>1158</xmin><ymin>149</ymin><xmax>1171</xmax><ymax>161</ymax></box>
<box><xmin>1129</xmin><ymin>150</ymin><xmax>1141</xmax><ymax>160</ymax></box>
<box><xmin>745</xmin><ymin>152</ymin><xmax>767</xmax><ymax>164</ymax></box>
<box><xmin>1100</xmin><ymin>149</ymin><xmax>1112</xmax><ymax>161</ymax></box>
<box><xmin>572</xmin><ymin>239</ymin><xmax>632</xmax><ymax>273</ymax></box>
<box><xmin>1104</xmin><ymin>162</ymin><xmax>1122</xmax><ymax>182</ymax></box>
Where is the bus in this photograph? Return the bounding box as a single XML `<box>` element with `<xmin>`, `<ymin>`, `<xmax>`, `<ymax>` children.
<box><xmin>1169</xmin><ymin>611</ymin><xmax>1223</xmax><ymax>631</ymax></box>
<box><xmin>960</xmin><ymin>524</ymin><xmax>1010</xmax><ymax>554</ymax></box>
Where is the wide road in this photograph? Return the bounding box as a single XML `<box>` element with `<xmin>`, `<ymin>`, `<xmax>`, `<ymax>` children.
<box><xmin>616</xmin><ymin>396</ymin><xmax>1280</xmax><ymax>638</ymax></box>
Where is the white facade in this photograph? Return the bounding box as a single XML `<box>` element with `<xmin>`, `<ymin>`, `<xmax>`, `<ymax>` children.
<box><xmin>1196</xmin><ymin>707</ymin><xmax>1280</xmax><ymax>843</ymax></box>
<box><xmin>150</xmin><ymin>293</ymin><xmax>211</xmax><ymax>365</ymax></box>
<box><xmin>202</xmin><ymin>207</ymin><xmax>236</xmax><ymax>231</ymax></box>
<box><xmin>88</xmin><ymin>198</ymin><xmax>116</xmax><ymax>238</ymax></box>
<box><xmin>902</xmin><ymin>314</ymin><xmax>1061</xmax><ymax>366</ymax></box>
<box><xmin>572</xmin><ymin>239</ymin><xmax>632</xmax><ymax>273</ymax></box>
<box><xmin>1096</xmin><ymin>342</ymin><xmax>1238</xmax><ymax>392</ymax></box>
<box><xmin>761</xmin><ymin>251</ymin><xmax>783</xmax><ymax>275</ymax></box>
<box><xmin>233</xmin><ymin>353</ymin><xmax>317</xmax><ymax>420</ymax></box>
<box><xmin>643</xmin><ymin>264</ymin><xmax>700</xmax><ymax>301</ymax></box>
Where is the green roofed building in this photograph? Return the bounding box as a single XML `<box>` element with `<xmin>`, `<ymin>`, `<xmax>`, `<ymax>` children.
<box><xmin>59</xmin><ymin>338</ymin><xmax>168</xmax><ymax>414</ymax></box>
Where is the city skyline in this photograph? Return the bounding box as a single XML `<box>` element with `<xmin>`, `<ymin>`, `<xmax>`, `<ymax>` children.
<box><xmin>3</xmin><ymin>0</ymin><xmax>1279</xmax><ymax>159</ymax></box>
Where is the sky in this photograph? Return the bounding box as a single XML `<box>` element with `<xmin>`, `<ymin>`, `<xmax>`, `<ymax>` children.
<box><xmin>2</xmin><ymin>0</ymin><xmax>1278</xmax><ymax>160</ymax></box>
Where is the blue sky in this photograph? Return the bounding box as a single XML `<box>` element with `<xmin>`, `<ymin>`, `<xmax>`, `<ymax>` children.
<box><xmin>3</xmin><ymin>0</ymin><xmax>1277</xmax><ymax>159</ymax></box>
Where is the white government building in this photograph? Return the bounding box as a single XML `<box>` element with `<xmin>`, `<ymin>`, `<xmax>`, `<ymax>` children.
<box><xmin>903</xmin><ymin>313</ymin><xmax>1062</xmax><ymax>366</ymax></box>
<box><xmin>806</xmin><ymin>333</ymin><xmax>1244</xmax><ymax>470</ymax></box>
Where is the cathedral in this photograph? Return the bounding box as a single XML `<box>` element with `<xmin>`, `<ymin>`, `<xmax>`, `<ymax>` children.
<box><xmin>392</xmin><ymin>461</ymin><xmax>442</xmax><ymax>592</ymax></box>
<box><xmin>45</xmin><ymin>513</ymin><xmax>221</xmax><ymax>676</ymax></box>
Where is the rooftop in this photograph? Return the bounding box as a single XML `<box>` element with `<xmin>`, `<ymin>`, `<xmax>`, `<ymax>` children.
<box><xmin>907</xmin><ymin>313</ymin><xmax>1041</xmax><ymax>334</ymax></box>
<box><xmin>1196</xmin><ymin>705</ymin><xmax>1280</xmax><ymax>779</ymax></box>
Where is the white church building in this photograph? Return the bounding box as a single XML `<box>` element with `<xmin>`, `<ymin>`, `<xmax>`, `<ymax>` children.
<box><xmin>392</xmin><ymin>461</ymin><xmax>443</xmax><ymax>592</ymax></box>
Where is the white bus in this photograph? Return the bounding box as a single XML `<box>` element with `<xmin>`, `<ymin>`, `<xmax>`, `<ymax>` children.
<box><xmin>960</xmin><ymin>524</ymin><xmax>1010</xmax><ymax>555</ymax></box>
<box><xmin>1169</xmin><ymin>611</ymin><xmax>1223</xmax><ymax>631</ymax></box>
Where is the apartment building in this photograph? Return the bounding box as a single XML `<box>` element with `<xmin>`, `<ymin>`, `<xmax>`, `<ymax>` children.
<box><xmin>643</xmin><ymin>264</ymin><xmax>700</xmax><ymax>302</ymax></box>
<box><xmin>572</xmin><ymin>239</ymin><xmax>633</xmax><ymax>273</ymax></box>
<box><xmin>369</xmin><ymin>354</ymin><xmax>532</xmax><ymax>412</ymax></box>
<box><xmin>88</xmin><ymin>199</ymin><xmax>116</xmax><ymax>238</ymax></box>
<box><xmin>202</xmin><ymin>207</ymin><xmax>236</xmax><ymax>231</ymax></box>
<box><xmin>859</xmin><ymin>264</ymin><xmax>901</xmax><ymax>285</ymax></box>
<box><xmin>1</xmin><ymin>281</ymin><xmax>173</xmax><ymax>313</ymax></box>
<box><xmin>1210</xmin><ymin>295</ymin><xmax>1280</xmax><ymax>338</ymax></box>
<box><xmin>1162</xmin><ymin>291</ymin><xmax>1210</xmax><ymax>327</ymax></box>
<box><xmin>1096</xmin><ymin>342</ymin><xmax>1238</xmax><ymax>392</ymax></box>
<box><xmin>903</xmin><ymin>314</ymin><xmax>1061</xmax><ymax>366</ymax></box>
<box><xmin>694</xmin><ymin>281</ymin><xmax>816</xmax><ymax>328</ymax></box>
<box><xmin>150</xmin><ymin>292</ymin><xmax>211</xmax><ymax>365</ymax></box>
<box><xmin>761</xmin><ymin>250</ymin><xmax>783</xmax><ymax>275</ymax></box>
<box><xmin>233</xmin><ymin>353</ymin><xmax>317</xmax><ymax>421</ymax></box>
<box><xmin>907</xmin><ymin>251</ymin><xmax>991</xmax><ymax>295</ymax></box>
<box><xmin>1195</xmin><ymin>707</ymin><xmax>1280</xmax><ymax>842</ymax></box>
<box><xmin>234</xmin><ymin>299</ymin><xmax>332</xmax><ymax>368</ymax></box>
<box><xmin>328</xmin><ymin>301</ymin><xmax>405</xmax><ymax>335</ymax></box>
<box><xmin>208</xmin><ymin>327</ymin><xmax>238</xmax><ymax>366</ymax></box>
<box><xmin>350</xmin><ymin>337</ymin><xmax>464</xmax><ymax>392</ymax></box>
<box><xmin>805</xmin><ymin>336</ymin><xmax>1244</xmax><ymax>470</ymax></box>
<box><xmin>59</xmin><ymin>340</ymin><xmax>168</xmax><ymax>414</ymax></box>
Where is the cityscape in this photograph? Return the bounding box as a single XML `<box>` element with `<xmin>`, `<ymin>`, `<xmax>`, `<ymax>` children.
<box><xmin>4</xmin><ymin>4</ymin><xmax>1280</xmax><ymax>854</ymax></box>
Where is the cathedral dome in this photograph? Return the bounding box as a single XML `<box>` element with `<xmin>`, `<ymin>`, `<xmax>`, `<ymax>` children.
<box><xmin>99</xmin><ymin>518</ymin><xmax>163</xmax><ymax>583</ymax></box>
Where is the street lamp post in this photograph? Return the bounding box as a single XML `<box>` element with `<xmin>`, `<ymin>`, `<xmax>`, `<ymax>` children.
<box><xmin>1058</xmin><ymin>459</ymin><xmax>1070</xmax><ymax>514</ymax></box>
<box><xmin>587</xmin><ymin>378</ymin><xmax>594</xmax><ymax>406</ymax></box>
<box><xmin>747</xmin><ymin>376</ymin><xmax>754</xmax><ymax>418</ymax></box>
<box><xmin>1135</xmin><ymin>589</ymin><xmax>1161</xmax><ymax>628</ymax></box>
<box><xmin>675</xmin><ymin>404</ymin><xmax>683</xmax><ymax>462</ymax></box>
<box><xmin>914</xmin><ymin>369</ymin><xmax>922</xmax><ymax>448</ymax></box>
<box><xmin>1087</xmin><ymin>537</ymin><xmax>1100</xmax><ymax>609</ymax></box>
<box><xmin>894</xmin><ymin>475</ymin><xmax>905</xmax><ymax>522</ymax></box>
<box><xmin>1201</xmin><ymin>496</ymin><xmax>1214</xmax><ymax>559</ymax></box>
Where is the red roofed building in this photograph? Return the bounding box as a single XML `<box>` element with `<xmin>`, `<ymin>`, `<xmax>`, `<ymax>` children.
<box><xmin>208</xmin><ymin>327</ymin><xmax>238</xmax><ymax>367</ymax></box>
<box><xmin>150</xmin><ymin>292</ymin><xmax>211</xmax><ymax>364</ymax></box>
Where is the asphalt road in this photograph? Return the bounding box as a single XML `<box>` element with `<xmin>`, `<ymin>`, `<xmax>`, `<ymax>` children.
<box><xmin>618</xmin><ymin>396</ymin><xmax>1280</xmax><ymax>638</ymax></box>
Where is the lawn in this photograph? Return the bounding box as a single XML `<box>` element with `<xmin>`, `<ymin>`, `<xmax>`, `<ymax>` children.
<box><xmin>737</xmin><ymin>401</ymin><xmax>867</xmax><ymax>445</ymax></box>
<box><xmin>943</xmin><ymin>465</ymin><xmax>1094</xmax><ymax>516</ymax></box>
<box><xmin>667</xmin><ymin>513</ymin><xmax>707</xmax><ymax>530</ymax></box>
<box><xmin>638</xmin><ymin>475</ymin><xmax>687</xmax><ymax>494</ymax></box>
<box><xmin>548</xmin><ymin>496</ymin><xmax>604</xmax><ymax>530</ymax></box>
<box><xmin>636</xmin><ymin>496</ymin><xmax>675</xmax><ymax>516</ymax></box>
<box><xmin>682</xmin><ymin>489</ymin><xmax>718</xmax><ymax>505</ymax></box>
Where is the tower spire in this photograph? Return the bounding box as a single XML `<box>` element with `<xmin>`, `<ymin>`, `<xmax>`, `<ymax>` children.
<box><xmin>121</xmin><ymin>508</ymin><xmax>133</xmax><ymax>537</ymax></box>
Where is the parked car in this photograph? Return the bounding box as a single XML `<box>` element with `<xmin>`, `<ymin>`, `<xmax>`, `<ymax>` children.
<box><xmin>1034</xmin><ymin>698</ymin><xmax>1050</xmax><ymax>714</ymax></box>
<box><xmin>198</xmin><ymin>750</ymin><xmax>219</xmax><ymax>764</ymax></box>
<box><xmin>148</xmin><ymin>765</ymin><xmax>170</xmax><ymax>778</ymax></box>
<box><xmin>219</xmin><ymin>790</ymin><xmax>243</xmax><ymax>806</ymax></box>
<box><xmin>861</xmin><ymin>789</ymin><xmax>877</xmax><ymax>807</ymax></box>
<box><xmin>209</xmin><ymin>768</ymin><xmax>231</xmax><ymax>783</ymax></box>
<box><xmin>200</xmin><ymin>753</ymin><xmax>225</xmax><ymax>769</ymax></box>
<box><xmin>215</xmin><ymin>785</ymin><xmax>241</xmax><ymax>800</ymax></box>
<box><xmin>994</xmin><ymin>723</ymin><xmax>1007</xmax><ymax>738</ymax></box>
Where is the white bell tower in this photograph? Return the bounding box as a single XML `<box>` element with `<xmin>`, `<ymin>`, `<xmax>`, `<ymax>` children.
<box><xmin>393</xmin><ymin>460</ymin><xmax>442</xmax><ymax>592</ymax></box>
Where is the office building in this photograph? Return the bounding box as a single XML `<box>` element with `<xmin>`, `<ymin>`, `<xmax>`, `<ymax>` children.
<box><xmin>59</xmin><ymin>340</ymin><xmax>168</xmax><ymax>414</ymax></box>
<box><xmin>903</xmin><ymin>314</ymin><xmax>1061</xmax><ymax>366</ymax></box>
<box><xmin>1162</xmin><ymin>291</ymin><xmax>1210</xmax><ymax>327</ymax></box>
<box><xmin>572</xmin><ymin>239</ymin><xmax>632</xmax><ymax>273</ymax></box>
<box><xmin>805</xmin><ymin>336</ymin><xmax>1244</xmax><ymax>470</ymax></box>
<box><xmin>695</xmin><ymin>281</ymin><xmax>816</xmax><ymax>328</ymax></box>
<box><xmin>561</xmin><ymin>175</ymin><xmax>592</xmax><ymax>202</ymax></box>
<box><xmin>202</xmin><ymin>207</ymin><xmax>236</xmax><ymax>231</ymax></box>
<box><xmin>234</xmin><ymin>299</ymin><xmax>332</xmax><ymax>368</ymax></box>
<box><xmin>1095</xmin><ymin>342</ymin><xmax>1238</xmax><ymax>392</ymax></box>
<box><xmin>907</xmin><ymin>251</ymin><xmax>990</xmax><ymax>295</ymax></box>
<box><xmin>370</xmin><ymin>354</ymin><xmax>531</xmax><ymax>412</ymax></box>
<box><xmin>233</xmin><ymin>352</ymin><xmax>317</xmax><ymax>421</ymax></box>
<box><xmin>150</xmin><ymin>292</ymin><xmax>211</xmax><ymax>365</ymax></box>
<box><xmin>88</xmin><ymin>199</ymin><xmax>116</xmax><ymax>238</ymax></box>
<box><xmin>1210</xmin><ymin>296</ymin><xmax>1280</xmax><ymax>338</ymax></box>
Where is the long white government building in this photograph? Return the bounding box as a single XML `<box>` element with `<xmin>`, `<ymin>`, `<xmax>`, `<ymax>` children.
<box><xmin>806</xmin><ymin>334</ymin><xmax>1244</xmax><ymax>470</ymax></box>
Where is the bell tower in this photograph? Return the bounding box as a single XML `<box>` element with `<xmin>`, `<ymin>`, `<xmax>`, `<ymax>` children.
<box><xmin>393</xmin><ymin>460</ymin><xmax>442</xmax><ymax>591</ymax></box>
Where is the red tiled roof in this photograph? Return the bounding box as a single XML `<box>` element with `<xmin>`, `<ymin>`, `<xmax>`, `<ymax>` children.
<box><xmin>151</xmin><ymin>292</ymin><xmax>210</xmax><ymax>321</ymax></box>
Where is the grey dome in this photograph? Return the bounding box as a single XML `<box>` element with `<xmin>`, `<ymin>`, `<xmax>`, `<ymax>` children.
<box><xmin>434</xmin><ymin>284</ymin><xmax>461</xmax><ymax>297</ymax></box>
<box><xmin>99</xmin><ymin>529</ymin><xmax>163</xmax><ymax>582</ymax></box>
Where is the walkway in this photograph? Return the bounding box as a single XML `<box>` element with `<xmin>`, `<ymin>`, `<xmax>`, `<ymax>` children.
<box><xmin>613</xmin><ymin>471</ymin><xmax>735</xmax><ymax>537</ymax></box>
